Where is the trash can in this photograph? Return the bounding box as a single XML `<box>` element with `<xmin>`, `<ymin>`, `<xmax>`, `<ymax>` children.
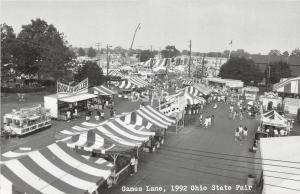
<box><xmin>247</xmin><ymin>174</ymin><xmax>256</xmax><ymax>188</ymax></box>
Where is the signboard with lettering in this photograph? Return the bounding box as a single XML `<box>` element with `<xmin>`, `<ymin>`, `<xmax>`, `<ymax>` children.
<box><xmin>57</xmin><ymin>78</ymin><xmax>88</xmax><ymax>96</ymax></box>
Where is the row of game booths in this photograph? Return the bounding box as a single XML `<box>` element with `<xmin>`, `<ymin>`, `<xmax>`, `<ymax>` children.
<box><xmin>0</xmin><ymin>105</ymin><xmax>176</xmax><ymax>193</ymax></box>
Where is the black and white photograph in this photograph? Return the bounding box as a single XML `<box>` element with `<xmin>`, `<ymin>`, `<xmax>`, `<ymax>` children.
<box><xmin>1</xmin><ymin>0</ymin><xmax>300</xmax><ymax>193</ymax></box>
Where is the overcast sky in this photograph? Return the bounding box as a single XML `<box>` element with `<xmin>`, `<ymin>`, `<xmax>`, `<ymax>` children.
<box><xmin>2</xmin><ymin>0</ymin><xmax>300</xmax><ymax>54</ymax></box>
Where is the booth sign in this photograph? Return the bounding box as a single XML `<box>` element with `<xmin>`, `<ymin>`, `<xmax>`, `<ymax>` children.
<box><xmin>57</xmin><ymin>78</ymin><xmax>88</xmax><ymax>97</ymax></box>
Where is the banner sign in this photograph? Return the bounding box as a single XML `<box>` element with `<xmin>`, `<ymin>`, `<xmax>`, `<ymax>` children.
<box><xmin>57</xmin><ymin>78</ymin><xmax>88</xmax><ymax>95</ymax></box>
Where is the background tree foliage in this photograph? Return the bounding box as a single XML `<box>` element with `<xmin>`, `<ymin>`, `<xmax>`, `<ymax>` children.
<box><xmin>268</xmin><ymin>49</ymin><xmax>281</xmax><ymax>56</ymax></box>
<box><xmin>137</xmin><ymin>50</ymin><xmax>153</xmax><ymax>62</ymax></box>
<box><xmin>10</xmin><ymin>19</ymin><xmax>74</xmax><ymax>80</ymax></box>
<box><xmin>291</xmin><ymin>48</ymin><xmax>300</xmax><ymax>56</ymax></box>
<box><xmin>219</xmin><ymin>57</ymin><xmax>263</xmax><ymax>84</ymax></box>
<box><xmin>1</xmin><ymin>23</ymin><xmax>16</xmax><ymax>65</ymax></box>
<box><xmin>266</xmin><ymin>61</ymin><xmax>292</xmax><ymax>84</ymax></box>
<box><xmin>161</xmin><ymin>45</ymin><xmax>180</xmax><ymax>58</ymax></box>
<box><xmin>74</xmin><ymin>61</ymin><xmax>104</xmax><ymax>86</ymax></box>
<box><xmin>78</xmin><ymin>48</ymin><xmax>86</xmax><ymax>56</ymax></box>
<box><xmin>87</xmin><ymin>47</ymin><xmax>97</xmax><ymax>58</ymax></box>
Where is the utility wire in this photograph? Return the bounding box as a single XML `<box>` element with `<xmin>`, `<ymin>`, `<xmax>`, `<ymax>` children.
<box><xmin>163</xmin><ymin>145</ymin><xmax>300</xmax><ymax>164</ymax></box>
<box><xmin>162</xmin><ymin>148</ymin><xmax>300</xmax><ymax>170</ymax></box>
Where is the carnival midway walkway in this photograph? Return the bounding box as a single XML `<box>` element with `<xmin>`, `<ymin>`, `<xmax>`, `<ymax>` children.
<box><xmin>105</xmin><ymin>102</ymin><xmax>261</xmax><ymax>194</ymax></box>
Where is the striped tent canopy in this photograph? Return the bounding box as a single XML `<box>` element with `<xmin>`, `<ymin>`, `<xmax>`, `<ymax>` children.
<box><xmin>273</xmin><ymin>77</ymin><xmax>300</xmax><ymax>95</ymax></box>
<box><xmin>0</xmin><ymin>142</ymin><xmax>112</xmax><ymax>194</ymax></box>
<box><xmin>153</xmin><ymin>59</ymin><xmax>168</xmax><ymax>73</ymax></box>
<box><xmin>182</xmin><ymin>80</ymin><xmax>194</xmax><ymax>86</ymax></box>
<box><xmin>134</xmin><ymin>105</ymin><xmax>176</xmax><ymax>129</ymax></box>
<box><xmin>116</xmin><ymin>80</ymin><xmax>136</xmax><ymax>90</ymax></box>
<box><xmin>262</xmin><ymin>110</ymin><xmax>288</xmax><ymax>128</ymax></box>
<box><xmin>193</xmin><ymin>83</ymin><xmax>212</xmax><ymax>96</ymax></box>
<box><xmin>93</xmin><ymin>85</ymin><xmax>117</xmax><ymax>95</ymax></box>
<box><xmin>58</xmin><ymin>119</ymin><xmax>154</xmax><ymax>153</ymax></box>
<box><xmin>178</xmin><ymin>86</ymin><xmax>202</xmax><ymax>97</ymax></box>
<box><xmin>140</xmin><ymin>59</ymin><xmax>154</xmax><ymax>68</ymax></box>
<box><xmin>108</xmin><ymin>69</ymin><xmax>125</xmax><ymax>79</ymax></box>
<box><xmin>129</xmin><ymin>77</ymin><xmax>149</xmax><ymax>88</ymax></box>
<box><xmin>184</xmin><ymin>92</ymin><xmax>206</xmax><ymax>105</ymax></box>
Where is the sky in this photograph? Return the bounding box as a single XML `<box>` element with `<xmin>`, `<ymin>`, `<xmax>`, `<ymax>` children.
<box><xmin>1</xmin><ymin>0</ymin><xmax>300</xmax><ymax>54</ymax></box>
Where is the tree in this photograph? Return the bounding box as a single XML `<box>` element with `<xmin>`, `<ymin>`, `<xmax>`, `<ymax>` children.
<box><xmin>1</xmin><ymin>23</ymin><xmax>16</xmax><ymax>65</ymax></box>
<box><xmin>181</xmin><ymin>50</ymin><xmax>190</xmax><ymax>56</ymax></box>
<box><xmin>282</xmin><ymin>51</ymin><xmax>289</xmax><ymax>57</ymax></box>
<box><xmin>291</xmin><ymin>48</ymin><xmax>300</xmax><ymax>56</ymax></box>
<box><xmin>13</xmin><ymin>18</ymin><xmax>74</xmax><ymax>80</ymax></box>
<box><xmin>161</xmin><ymin>45</ymin><xmax>180</xmax><ymax>58</ymax></box>
<box><xmin>78</xmin><ymin>48</ymin><xmax>85</xmax><ymax>56</ymax></box>
<box><xmin>74</xmin><ymin>61</ymin><xmax>104</xmax><ymax>86</ymax></box>
<box><xmin>266</xmin><ymin>61</ymin><xmax>292</xmax><ymax>84</ymax></box>
<box><xmin>219</xmin><ymin>57</ymin><xmax>263</xmax><ymax>84</ymax></box>
<box><xmin>87</xmin><ymin>47</ymin><xmax>97</xmax><ymax>58</ymax></box>
<box><xmin>137</xmin><ymin>50</ymin><xmax>152</xmax><ymax>62</ymax></box>
<box><xmin>269</xmin><ymin>49</ymin><xmax>281</xmax><ymax>56</ymax></box>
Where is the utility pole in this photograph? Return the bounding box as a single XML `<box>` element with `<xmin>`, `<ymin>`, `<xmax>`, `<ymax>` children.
<box><xmin>189</xmin><ymin>40</ymin><xmax>192</xmax><ymax>78</ymax></box>
<box><xmin>95</xmin><ymin>42</ymin><xmax>102</xmax><ymax>67</ymax></box>
<box><xmin>266</xmin><ymin>54</ymin><xmax>271</xmax><ymax>91</ymax></box>
<box><xmin>201</xmin><ymin>54</ymin><xmax>205</xmax><ymax>81</ymax></box>
<box><xmin>106</xmin><ymin>44</ymin><xmax>112</xmax><ymax>76</ymax></box>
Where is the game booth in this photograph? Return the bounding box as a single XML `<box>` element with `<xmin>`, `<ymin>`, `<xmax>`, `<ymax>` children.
<box><xmin>259</xmin><ymin>92</ymin><xmax>283</xmax><ymax>111</ymax></box>
<box><xmin>56</xmin><ymin>117</ymin><xmax>156</xmax><ymax>185</ymax></box>
<box><xmin>44</xmin><ymin>78</ymin><xmax>98</xmax><ymax>120</ymax></box>
<box><xmin>2</xmin><ymin>105</ymin><xmax>51</xmax><ymax>136</ymax></box>
<box><xmin>119</xmin><ymin>105</ymin><xmax>176</xmax><ymax>150</ymax></box>
<box><xmin>91</xmin><ymin>85</ymin><xmax>117</xmax><ymax>110</ymax></box>
<box><xmin>242</xmin><ymin>86</ymin><xmax>259</xmax><ymax>101</ymax></box>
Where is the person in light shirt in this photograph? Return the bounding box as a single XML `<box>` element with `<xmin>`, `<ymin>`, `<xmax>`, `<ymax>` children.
<box><xmin>280</xmin><ymin>129</ymin><xmax>286</xmax><ymax>136</ymax></box>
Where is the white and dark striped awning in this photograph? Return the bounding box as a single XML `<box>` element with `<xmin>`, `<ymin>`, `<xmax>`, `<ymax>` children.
<box><xmin>57</xmin><ymin>119</ymin><xmax>154</xmax><ymax>153</ymax></box>
<box><xmin>182</xmin><ymin>80</ymin><xmax>194</xmax><ymax>86</ymax></box>
<box><xmin>93</xmin><ymin>85</ymin><xmax>116</xmax><ymax>95</ymax></box>
<box><xmin>135</xmin><ymin>105</ymin><xmax>176</xmax><ymax>129</ymax></box>
<box><xmin>0</xmin><ymin>143</ymin><xmax>112</xmax><ymax>194</ymax></box>
<box><xmin>116</xmin><ymin>80</ymin><xmax>136</xmax><ymax>90</ymax></box>
<box><xmin>185</xmin><ymin>92</ymin><xmax>206</xmax><ymax>105</ymax></box>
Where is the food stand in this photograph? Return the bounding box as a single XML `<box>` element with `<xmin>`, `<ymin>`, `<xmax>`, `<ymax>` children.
<box><xmin>2</xmin><ymin>105</ymin><xmax>51</xmax><ymax>136</ymax></box>
<box><xmin>44</xmin><ymin>78</ymin><xmax>98</xmax><ymax>120</ymax></box>
<box><xmin>242</xmin><ymin>86</ymin><xmax>259</xmax><ymax>101</ymax></box>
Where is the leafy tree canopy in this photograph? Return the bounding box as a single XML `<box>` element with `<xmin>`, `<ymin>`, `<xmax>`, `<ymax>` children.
<box><xmin>87</xmin><ymin>47</ymin><xmax>97</xmax><ymax>58</ymax></box>
<box><xmin>137</xmin><ymin>50</ymin><xmax>153</xmax><ymax>62</ymax></box>
<box><xmin>269</xmin><ymin>49</ymin><xmax>281</xmax><ymax>56</ymax></box>
<box><xmin>161</xmin><ymin>45</ymin><xmax>180</xmax><ymax>58</ymax></box>
<box><xmin>219</xmin><ymin>57</ymin><xmax>263</xmax><ymax>84</ymax></box>
<box><xmin>12</xmin><ymin>18</ymin><xmax>74</xmax><ymax>80</ymax></box>
<box><xmin>266</xmin><ymin>61</ymin><xmax>292</xmax><ymax>84</ymax></box>
<box><xmin>78</xmin><ymin>47</ymin><xmax>85</xmax><ymax>56</ymax></box>
<box><xmin>1</xmin><ymin>23</ymin><xmax>17</xmax><ymax>66</ymax></box>
<box><xmin>74</xmin><ymin>61</ymin><xmax>104</xmax><ymax>86</ymax></box>
<box><xmin>291</xmin><ymin>48</ymin><xmax>300</xmax><ymax>56</ymax></box>
<box><xmin>282</xmin><ymin>51</ymin><xmax>289</xmax><ymax>57</ymax></box>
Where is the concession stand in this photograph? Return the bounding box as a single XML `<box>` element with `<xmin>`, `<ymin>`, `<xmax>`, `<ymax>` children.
<box><xmin>242</xmin><ymin>86</ymin><xmax>259</xmax><ymax>101</ymax></box>
<box><xmin>2</xmin><ymin>105</ymin><xmax>51</xmax><ymax>136</ymax></box>
<box><xmin>44</xmin><ymin>78</ymin><xmax>97</xmax><ymax>120</ymax></box>
<box><xmin>283</xmin><ymin>97</ymin><xmax>300</xmax><ymax>116</ymax></box>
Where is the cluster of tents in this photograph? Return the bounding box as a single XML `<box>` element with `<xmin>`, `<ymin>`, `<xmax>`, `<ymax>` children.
<box><xmin>0</xmin><ymin>105</ymin><xmax>175</xmax><ymax>194</ymax></box>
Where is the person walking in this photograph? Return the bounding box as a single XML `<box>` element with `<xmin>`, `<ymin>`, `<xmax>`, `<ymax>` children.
<box><xmin>199</xmin><ymin>114</ymin><xmax>203</xmax><ymax>127</ymax></box>
<box><xmin>242</xmin><ymin>127</ymin><xmax>248</xmax><ymax>140</ymax></box>
<box><xmin>211</xmin><ymin>115</ymin><xmax>215</xmax><ymax>126</ymax></box>
<box><xmin>234</xmin><ymin>128</ymin><xmax>240</xmax><ymax>142</ymax></box>
<box><xmin>233</xmin><ymin>111</ymin><xmax>237</xmax><ymax>120</ymax></box>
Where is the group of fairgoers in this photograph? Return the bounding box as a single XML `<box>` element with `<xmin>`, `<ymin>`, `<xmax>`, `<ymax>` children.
<box><xmin>199</xmin><ymin>114</ymin><xmax>215</xmax><ymax>128</ymax></box>
<box><xmin>235</xmin><ymin>125</ymin><xmax>248</xmax><ymax>142</ymax></box>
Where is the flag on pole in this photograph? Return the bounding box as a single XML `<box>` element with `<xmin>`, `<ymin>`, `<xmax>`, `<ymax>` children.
<box><xmin>229</xmin><ymin>40</ymin><xmax>233</xmax><ymax>45</ymax></box>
